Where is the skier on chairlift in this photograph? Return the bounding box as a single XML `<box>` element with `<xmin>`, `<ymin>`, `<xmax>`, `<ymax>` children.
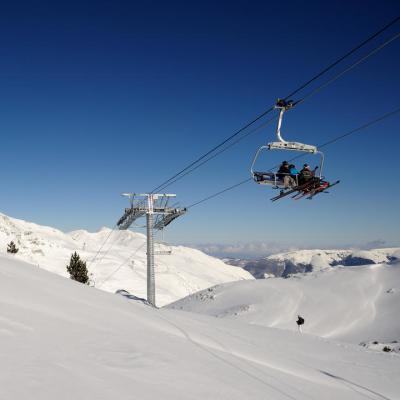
<box><xmin>277</xmin><ymin>161</ymin><xmax>296</xmax><ymax>188</ymax></box>
<box><xmin>250</xmin><ymin>96</ymin><xmax>339</xmax><ymax>200</ymax></box>
<box><xmin>289</xmin><ymin>164</ymin><xmax>299</xmax><ymax>180</ymax></box>
<box><xmin>298</xmin><ymin>164</ymin><xmax>314</xmax><ymax>185</ymax></box>
<box><xmin>277</xmin><ymin>161</ymin><xmax>289</xmax><ymax>179</ymax></box>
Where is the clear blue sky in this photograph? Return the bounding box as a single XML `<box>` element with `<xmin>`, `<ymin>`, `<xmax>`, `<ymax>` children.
<box><xmin>1</xmin><ymin>1</ymin><xmax>399</xmax><ymax>256</ymax></box>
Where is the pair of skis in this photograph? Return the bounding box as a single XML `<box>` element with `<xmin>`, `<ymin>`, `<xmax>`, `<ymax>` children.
<box><xmin>270</xmin><ymin>179</ymin><xmax>340</xmax><ymax>202</ymax></box>
<box><xmin>270</xmin><ymin>179</ymin><xmax>318</xmax><ymax>202</ymax></box>
<box><xmin>305</xmin><ymin>180</ymin><xmax>340</xmax><ymax>200</ymax></box>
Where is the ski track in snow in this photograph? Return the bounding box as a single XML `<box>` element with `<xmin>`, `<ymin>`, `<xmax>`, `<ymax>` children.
<box><xmin>1</xmin><ymin>255</ymin><xmax>399</xmax><ymax>399</ymax></box>
<box><xmin>0</xmin><ymin>213</ymin><xmax>399</xmax><ymax>398</ymax></box>
<box><xmin>156</xmin><ymin>313</ymin><xmax>302</xmax><ymax>400</ymax></box>
<box><xmin>157</xmin><ymin>310</ymin><xmax>396</xmax><ymax>400</ymax></box>
<box><xmin>169</xmin><ymin>263</ymin><xmax>400</xmax><ymax>347</ymax></box>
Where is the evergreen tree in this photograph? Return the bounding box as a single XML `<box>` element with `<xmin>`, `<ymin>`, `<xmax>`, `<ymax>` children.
<box><xmin>66</xmin><ymin>252</ymin><xmax>89</xmax><ymax>284</ymax></box>
<box><xmin>7</xmin><ymin>241</ymin><xmax>19</xmax><ymax>254</ymax></box>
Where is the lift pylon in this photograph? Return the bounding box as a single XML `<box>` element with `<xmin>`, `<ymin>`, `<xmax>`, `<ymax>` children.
<box><xmin>117</xmin><ymin>193</ymin><xmax>187</xmax><ymax>306</ymax></box>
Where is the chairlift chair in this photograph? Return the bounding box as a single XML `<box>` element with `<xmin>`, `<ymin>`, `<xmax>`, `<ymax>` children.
<box><xmin>250</xmin><ymin>99</ymin><xmax>325</xmax><ymax>189</ymax></box>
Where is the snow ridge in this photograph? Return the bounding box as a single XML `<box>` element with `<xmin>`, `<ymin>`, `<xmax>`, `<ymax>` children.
<box><xmin>168</xmin><ymin>263</ymin><xmax>400</xmax><ymax>345</ymax></box>
<box><xmin>0</xmin><ymin>213</ymin><xmax>251</xmax><ymax>306</ymax></box>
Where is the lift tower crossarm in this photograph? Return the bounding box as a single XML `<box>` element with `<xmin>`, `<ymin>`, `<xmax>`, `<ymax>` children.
<box><xmin>153</xmin><ymin>208</ymin><xmax>187</xmax><ymax>230</ymax></box>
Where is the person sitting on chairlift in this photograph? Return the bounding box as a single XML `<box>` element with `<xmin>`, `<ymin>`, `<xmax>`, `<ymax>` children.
<box><xmin>277</xmin><ymin>161</ymin><xmax>289</xmax><ymax>179</ymax></box>
<box><xmin>289</xmin><ymin>164</ymin><xmax>299</xmax><ymax>182</ymax></box>
<box><xmin>299</xmin><ymin>164</ymin><xmax>313</xmax><ymax>185</ymax></box>
<box><xmin>277</xmin><ymin>161</ymin><xmax>296</xmax><ymax>188</ymax></box>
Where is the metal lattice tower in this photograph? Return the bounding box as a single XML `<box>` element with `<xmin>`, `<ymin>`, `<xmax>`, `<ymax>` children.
<box><xmin>117</xmin><ymin>193</ymin><xmax>186</xmax><ymax>307</ymax></box>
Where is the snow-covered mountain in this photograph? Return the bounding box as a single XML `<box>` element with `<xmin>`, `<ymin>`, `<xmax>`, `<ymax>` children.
<box><xmin>1</xmin><ymin>255</ymin><xmax>399</xmax><ymax>399</ymax></box>
<box><xmin>0</xmin><ymin>213</ymin><xmax>251</xmax><ymax>306</ymax></box>
<box><xmin>168</xmin><ymin>262</ymin><xmax>400</xmax><ymax>348</ymax></box>
<box><xmin>225</xmin><ymin>248</ymin><xmax>400</xmax><ymax>278</ymax></box>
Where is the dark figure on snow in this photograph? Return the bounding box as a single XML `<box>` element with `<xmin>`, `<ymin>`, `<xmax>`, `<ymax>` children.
<box><xmin>277</xmin><ymin>161</ymin><xmax>296</xmax><ymax>188</ymax></box>
<box><xmin>297</xmin><ymin>315</ymin><xmax>305</xmax><ymax>333</ymax></box>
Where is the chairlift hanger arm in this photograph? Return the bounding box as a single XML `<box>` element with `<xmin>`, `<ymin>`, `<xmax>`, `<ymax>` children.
<box><xmin>268</xmin><ymin>99</ymin><xmax>318</xmax><ymax>153</ymax></box>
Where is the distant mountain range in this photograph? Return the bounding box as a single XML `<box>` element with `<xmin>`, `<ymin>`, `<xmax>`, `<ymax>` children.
<box><xmin>2</xmin><ymin>211</ymin><xmax>398</xmax><ymax>308</ymax></box>
<box><xmin>223</xmin><ymin>248</ymin><xmax>400</xmax><ymax>278</ymax></box>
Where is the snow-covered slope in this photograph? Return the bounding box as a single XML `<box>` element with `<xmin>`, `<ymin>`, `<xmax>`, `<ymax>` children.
<box><xmin>1</xmin><ymin>255</ymin><xmax>399</xmax><ymax>399</ymax></box>
<box><xmin>231</xmin><ymin>248</ymin><xmax>400</xmax><ymax>278</ymax></box>
<box><xmin>0</xmin><ymin>213</ymin><xmax>251</xmax><ymax>306</ymax></box>
<box><xmin>168</xmin><ymin>263</ymin><xmax>400</xmax><ymax>346</ymax></box>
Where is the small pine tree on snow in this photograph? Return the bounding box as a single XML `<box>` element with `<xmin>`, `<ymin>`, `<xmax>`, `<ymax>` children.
<box><xmin>66</xmin><ymin>252</ymin><xmax>89</xmax><ymax>284</ymax></box>
<box><xmin>7</xmin><ymin>241</ymin><xmax>19</xmax><ymax>254</ymax></box>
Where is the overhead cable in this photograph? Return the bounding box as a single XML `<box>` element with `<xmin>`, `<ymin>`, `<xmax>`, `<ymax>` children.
<box><xmin>149</xmin><ymin>17</ymin><xmax>400</xmax><ymax>194</ymax></box>
<box><xmin>187</xmin><ymin>106</ymin><xmax>400</xmax><ymax>208</ymax></box>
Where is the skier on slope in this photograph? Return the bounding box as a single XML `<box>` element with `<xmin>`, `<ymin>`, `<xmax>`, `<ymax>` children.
<box><xmin>296</xmin><ymin>315</ymin><xmax>305</xmax><ymax>333</ymax></box>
